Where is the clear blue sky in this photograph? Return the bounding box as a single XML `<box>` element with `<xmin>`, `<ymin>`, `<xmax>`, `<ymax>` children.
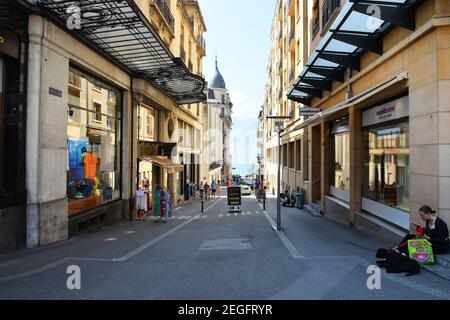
<box><xmin>199</xmin><ymin>0</ymin><xmax>276</xmax><ymax>176</ymax></box>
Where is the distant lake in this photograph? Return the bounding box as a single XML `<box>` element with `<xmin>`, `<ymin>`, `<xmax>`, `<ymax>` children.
<box><xmin>232</xmin><ymin>164</ymin><xmax>258</xmax><ymax>176</ymax></box>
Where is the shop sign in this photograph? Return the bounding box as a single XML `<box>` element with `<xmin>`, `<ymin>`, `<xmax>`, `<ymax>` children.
<box><xmin>363</xmin><ymin>96</ymin><xmax>409</xmax><ymax>127</ymax></box>
<box><xmin>0</xmin><ymin>29</ymin><xmax>19</xmax><ymax>59</ymax></box>
<box><xmin>299</xmin><ymin>108</ymin><xmax>321</xmax><ymax>116</ymax></box>
<box><xmin>227</xmin><ymin>187</ymin><xmax>241</xmax><ymax>213</ymax></box>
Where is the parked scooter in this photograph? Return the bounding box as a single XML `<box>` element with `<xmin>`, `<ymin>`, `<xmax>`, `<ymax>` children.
<box><xmin>280</xmin><ymin>187</ymin><xmax>296</xmax><ymax>207</ymax></box>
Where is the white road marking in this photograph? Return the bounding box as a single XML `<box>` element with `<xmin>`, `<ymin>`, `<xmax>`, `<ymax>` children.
<box><xmin>116</xmin><ymin>198</ymin><xmax>223</xmax><ymax>262</ymax></box>
<box><xmin>0</xmin><ymin>199</ymin><xmax>224</xmax><ymax>282</ymax></box>
<box><xmin>0</xmin><ymin>260</ymin><xmax>20</xmax><ymax>269</ymax></box>
<box><xmin>124</xmin><ymin>231</ymin><xmax>136</xmax><ymax>235</ymax></box>
<box><xmin>218</xmin><ymin>214</ymin><xmax>224</xmax><ymax>218</ymax></box>
<box><xmin>258</xmin><ymin>201</ymin><xmax>305</xmax><ymax>259</ymax></box>
<box><xmin>104</xmin><ymin>238</ymin><xmax>118</xmax><ymax>242</ymax></box>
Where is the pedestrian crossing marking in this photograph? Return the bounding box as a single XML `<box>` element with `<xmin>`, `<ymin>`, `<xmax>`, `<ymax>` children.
<box><xmin>218</xmin><ymin>214</ymin><xmax>224</xmax><ymax>217</ymax></box>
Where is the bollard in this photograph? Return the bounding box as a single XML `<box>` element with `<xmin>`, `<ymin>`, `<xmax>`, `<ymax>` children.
<box><xmin>201</xmin><ymin>199</ymin><xmax>204</xmax><ymax>213</ymax></box>
<box><xmin>263</xmin><ymin>197</ymin><xmax>266</xmax><ymax>211</ymax></box>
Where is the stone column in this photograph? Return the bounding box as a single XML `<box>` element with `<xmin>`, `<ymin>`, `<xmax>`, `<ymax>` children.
<box><xmin>408</xmin><ymin>23</ymin><xmax>450</xmax><ymax>228</ymax></box>
<box><xmin>121</xmin><ymin>90</ymin><xmax>133</xmax><ymax>221</ymax></box>
<box><xmin>26</xmin><ymin>16</ymin><xmax>69</xmax><ymax>247</ymax></box>
<box><xmin>26</xmin><ymin>15</ymin><xmax>43</xmax><ymax>248</ymax></box>
<box><xmin>320</xmin><ymin>120</ymin><xmax>330</xmax><ymax>212</ymax></box>
<box><xmin>349</xmin><ymin>107</ymin><xmax>362</xmax><ymax>227</ymax></box>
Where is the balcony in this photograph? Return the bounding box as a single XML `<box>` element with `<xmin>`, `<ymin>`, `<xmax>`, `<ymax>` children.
<box><xmin>322</xmin><ymin>0</ymin><xmax>340</xmax><ymax>31</ymax></box>
<box><xmin>153</xmin><ymin>0</ymin><xmax>175</xmax><ymax>34</ymax></box>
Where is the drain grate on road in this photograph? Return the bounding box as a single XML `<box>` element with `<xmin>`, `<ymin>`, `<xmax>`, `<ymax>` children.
<box><xmin>199</xmin><ymin>239</ymin><xmax>253</xmax><ymax>251</ymax></box>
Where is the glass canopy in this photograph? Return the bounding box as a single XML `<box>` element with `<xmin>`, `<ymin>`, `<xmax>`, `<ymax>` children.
<box><xmin>37</xmin><ymin>0</ymin><xmax>206</xmax><ymax>105</ymax></box>
<box><xmin>288</xmin><ymin>0</ymin><xmax>421</xmax><ymax>106</ymax></box>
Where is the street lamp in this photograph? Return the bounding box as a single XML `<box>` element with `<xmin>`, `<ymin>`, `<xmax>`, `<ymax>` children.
<box><xmin>257</xmin><ymin>154</ymin><xmax>261</xmax><ymax>182</ymax></box>
<box><xmin>266</xmin><ymin>116</ymin><xmax>292</xmax><ymax>231</ymax></box>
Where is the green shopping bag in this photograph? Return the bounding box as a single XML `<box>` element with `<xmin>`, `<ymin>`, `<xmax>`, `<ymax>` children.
<box><xmin>408</xmin><ymin>239</ymin><xmax>435</xmax><ymax>265</ymax></box>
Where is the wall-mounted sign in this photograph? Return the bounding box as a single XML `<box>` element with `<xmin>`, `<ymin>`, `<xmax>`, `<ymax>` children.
<box><xmin>49</xmin><ymin>87</ymin><xmax>63</xmax><ymax>98</ymax></box>
<box><xmin>299</xmin><ymin>108</ymin><xmax>321</xmax><ymax>116</ymax></box>
<box><xmin>363</xmin><ymin>96</ymin><xmax>409</xmax><ymax>127</ymax></box>
<box><xmin>0</xmin><ymin>29</ymin><xmax>19</xmax><ymax>59</ymax></box>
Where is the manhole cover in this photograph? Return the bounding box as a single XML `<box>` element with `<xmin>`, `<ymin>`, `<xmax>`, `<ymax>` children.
<box><xmin>199</xmin><ymin>239</ymin><xmax>253</xmax><ymax>251</ymax></box>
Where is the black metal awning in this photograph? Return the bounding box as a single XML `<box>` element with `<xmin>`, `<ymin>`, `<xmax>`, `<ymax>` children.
<box><xmin>36</xmin><ymin>0</ymin><xmax>206</xmax><ymax>105</ymax></box>
<box><xmin>288</xmin><ymin>0</ymin><xmax>422</xmax><ymax>107</ymax></box>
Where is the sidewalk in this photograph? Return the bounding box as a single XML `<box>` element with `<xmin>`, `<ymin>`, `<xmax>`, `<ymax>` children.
<box><xmin>0</xmin><ymin>197</ymin><xmax>221</xmax><ymax>282</ymax></box>
<box><xmin>259</xmin><ymin>196</ymin><xmax>450</xmax><ymax>283</ymax></box>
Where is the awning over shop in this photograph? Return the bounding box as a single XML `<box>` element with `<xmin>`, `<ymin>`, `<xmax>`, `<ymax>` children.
<box><xmin>290</xmin><ymin>72</ymin><xmax>408</xmax><ymax>132</ymax></box>
<box><xmin>138</xmin><ymin>141</ymin><xmax>177</xmax><ymax>158</ymax></box>
<box><xmin>288</xmin><ymin>0</ymin><xmax>422</xmax><ymax>107</ymax></box>
<box><xmin>209</xmin><ymin>162</ymin><xmax>222</xmax><ymax>173</ymax></box>
<box><xmin>139</xmin><ymin>156</ymin><xmax>183</xmax><ymax>174</ymax></box>
<box><xmin>36</xmin><ymin>0</ymin><xmax>206</xmax><ymax>105</ymax></box>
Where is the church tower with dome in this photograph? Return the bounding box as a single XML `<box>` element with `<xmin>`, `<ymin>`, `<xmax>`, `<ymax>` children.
<box><xmin>202</xmin><ymin>57</ymin><xmax>233</xmax><ymax>183</ymax></box>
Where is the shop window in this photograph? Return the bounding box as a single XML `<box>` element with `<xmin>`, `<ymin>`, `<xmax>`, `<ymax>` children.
<box><xmin>330</xmin><ymin>119</ymin><xmax>350</xmax><ymax>201</ymax></box>
<box><xmin>363</xmin><ymin>121</ymin><xmax>409</xmax><ymax>212</ymax></box>
<box><xmin>0</xmin><ymin>49</ymin><xmax>27</xmax><ymax>209</ymax></box>
<box><xmin>67</xmin><ymin>68</ymin><xmax>122</xmax><ymax>216</ymax></box>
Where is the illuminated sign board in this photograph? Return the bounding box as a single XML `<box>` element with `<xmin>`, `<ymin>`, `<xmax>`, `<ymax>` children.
<box><xmin>0</xmin><ymin>29</ymin><xmax>19</xmax><ymax>59</ymax></box>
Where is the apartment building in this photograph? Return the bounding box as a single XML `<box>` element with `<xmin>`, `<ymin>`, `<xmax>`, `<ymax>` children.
<box><xmin>263</xmin><ymin>0</ymin><xmax>309</xmax><ymax>195</ymax></box>
<box><xmin>0</xmin><ymin>0</ymin><xmax>207</xmax><ymax>254</ymax></box>
<box><xmin>264</xmin><ymin>0</ymin><xmax>450</xmax><ymax>241</ymax></box>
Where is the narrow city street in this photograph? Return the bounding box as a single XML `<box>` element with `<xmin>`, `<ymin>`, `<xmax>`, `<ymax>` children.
<box><xmin>1</xmin><ymin>194</ymin><xmax>449</xmax><ymax>300</ymax></box>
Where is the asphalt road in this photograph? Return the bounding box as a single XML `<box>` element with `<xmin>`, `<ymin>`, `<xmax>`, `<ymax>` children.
<box><xmin>0</xmin><ymin>194</ymin><xmax>449</xmax><ymax>300</ymax></box>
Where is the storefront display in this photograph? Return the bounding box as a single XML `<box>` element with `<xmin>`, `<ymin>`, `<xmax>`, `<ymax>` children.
<box><xmin>330</xmin><ymin>119</ymin><xmax>350</xmax><ymax>202</ymax></box>
<box><xmin>67</xmin><ymin>67</ymin><xmax>122</xmax><ymax>216</ymax></box>
<box><xmin>362</xmin><ymin>96</ymin><xmax>410</xmax><ymax>215</ymax></box>
<box><xmin>0</xmin><ymin>32</ymin><xmax>27</xmax><ymax>209</ymax></box>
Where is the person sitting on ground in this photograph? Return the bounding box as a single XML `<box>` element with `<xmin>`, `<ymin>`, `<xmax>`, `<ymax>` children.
<box><xmin>397</xmin><ymin>205</ymin><xmax>449</xmax><ymax>255</ymax></box>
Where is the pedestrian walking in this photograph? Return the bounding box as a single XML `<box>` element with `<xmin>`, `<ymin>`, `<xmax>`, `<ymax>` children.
<box><xmin>204</xmin><ymin>182</ymin><xmax>210</xmax><ymax>200</ymax></box>
<box><xmin>211</xmin><ymin>181</ymin><xmax>217</xmax><ymax>199</ymax></box>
